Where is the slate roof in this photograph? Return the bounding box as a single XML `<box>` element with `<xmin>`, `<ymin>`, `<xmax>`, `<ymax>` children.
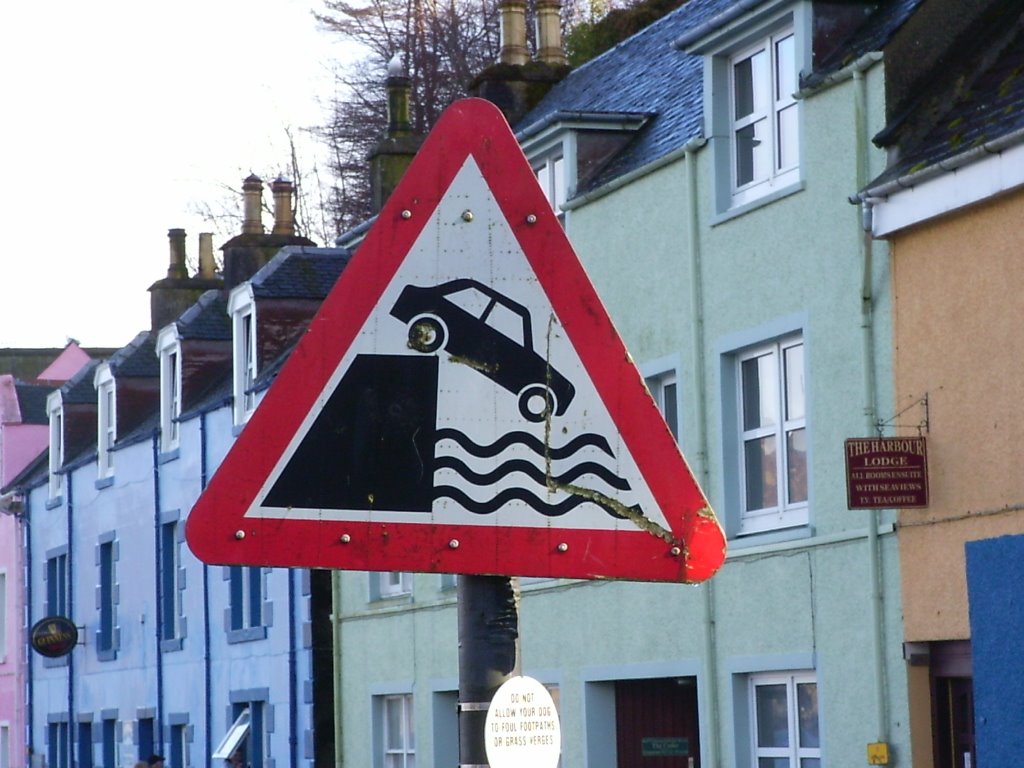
<box><xmin>517</xmin><ymin>0</ymin><xmax>923</xmax><ymax>196</ymax></box>
<box><xmin>108</xmin><ymin>332</ymin><xmax>158</xmax><ymax>379</ymax></box>
<box><xmin>250</xmin><ymin>247</ymin><xmax>352</xmax><ymax>300</ymax></box>
<box><xmin>14</xmin><ymin>383</ymin><xmax>50</xmax><ymax>425</ymax></box>
<box><xmin>177</xmin><ymin>290</ymin><xmax>231</xmax><ymax>341</ymax></box>
<box><xmin>61</xmin><ymin>360</ymin><xmax>101</xmax><ymax>405</ymax></box>
<box><xmin>866</xmin><ymin>4</ymin><xmax>1024</xmax><ymax>189</ymax></box>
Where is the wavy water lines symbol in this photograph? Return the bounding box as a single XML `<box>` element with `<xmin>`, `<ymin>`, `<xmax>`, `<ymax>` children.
<box><xmin>432</xmin><ymin>428</ymin><xmax>638</xmax><ymax>518</ymax></box>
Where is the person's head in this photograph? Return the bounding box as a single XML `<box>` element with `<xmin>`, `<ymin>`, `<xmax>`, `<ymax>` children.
<box><xmin>226</xmin><ymin>752</ymin><xmax>243</xmax><ymax>768</ymax></box>
<box><xmin>147</xmin><ymin>755</ymin><xmax>165</xmax><ymax>768</ymax></box>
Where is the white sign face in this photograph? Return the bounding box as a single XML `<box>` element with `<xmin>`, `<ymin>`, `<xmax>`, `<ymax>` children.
<box><xmin>485</xmin><ymin>676</ymin><xmax>561</xmax><ymax>768</ymax></box>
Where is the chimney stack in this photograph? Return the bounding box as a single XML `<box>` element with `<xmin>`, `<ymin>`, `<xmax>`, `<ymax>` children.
<box><xmin>167</xmin><ymin>228</ymin><xmax>188</xmax><ymax>279</ymax></box>
<box><xmin>536</xmin><ymin>0</ymin><xmax>567</xmax><ymax>66</ymax></box>
<box><xmin>271</xmin><ymin>178</ymin><xmax>296</xmax><ymax>236</ymax></box>
<box><xmin>499</xmin><ymin>0</ymin><xmax>529</xmax><ymax>66</ymax></box>
<box><xmin>242</xmin><ymin>174</ymin><xmax>264</xmax><ymax>235</ymax></box>
<box><xmin>198</xmin><ymin>232</ymin><xmax>217</xmax><ymax>278</ymax></box>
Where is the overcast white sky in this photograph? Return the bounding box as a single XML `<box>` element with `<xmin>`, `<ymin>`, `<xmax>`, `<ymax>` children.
<box><xmin>1</xmin><ymin>0</ymin><xmax>353</xmax><ymax>349</ymax></box>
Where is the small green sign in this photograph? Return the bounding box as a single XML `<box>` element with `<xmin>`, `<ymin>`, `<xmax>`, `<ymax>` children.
<box><xmin>641</xmin><ymin>737</ymin><xmax>689</xmax><ymax>757</ymax></box>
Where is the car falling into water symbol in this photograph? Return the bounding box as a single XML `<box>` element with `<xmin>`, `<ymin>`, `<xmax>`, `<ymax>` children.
<box><xmin>390</xmin><ymin>279</ymin><xmax>576</xmax><ymax>422</ymax></box>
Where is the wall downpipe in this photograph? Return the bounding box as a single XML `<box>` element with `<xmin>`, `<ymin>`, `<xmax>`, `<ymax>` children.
<box><xmin>200</xmin><ymin>413</ymin><xmax>213</xmax><ymax>768</ymax></box>
<box><xmin>683</xmin><ymin>136</ymin><xmax>720</xmax><ymax>768</ymax></box>
<box><xmin>25</xmin><ymin>492</ymin><xmax>34</xmax><ymax>757</ymax></box>
<box><xmin>66</xmin><ymin>472</ymin><xmax>75</xmax><ymax>766</ymax></box>
<box><xmin>332</xmin><ymin>570</ymin><xmax>344</xmax><ymax>768</ymax></box>
<box><xmin>853</xmin><ymin>65</ymin><xmax>888</xmax><ymax>745</ymax></box>
<box><xmin>288</xmin><ymin>571</ymin><xmax>298</xmax><ymax>768</ymax></box>
<box><xmin>152</xmin><ymin>434</ymin><xmax>166</xmax><ymax>753</ymax></box>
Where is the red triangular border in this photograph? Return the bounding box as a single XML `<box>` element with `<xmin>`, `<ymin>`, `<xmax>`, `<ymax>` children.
<box><xmin>185</xmin><ymin>98</ymin><xmax>725</xmax><ymax>583</ymax></box>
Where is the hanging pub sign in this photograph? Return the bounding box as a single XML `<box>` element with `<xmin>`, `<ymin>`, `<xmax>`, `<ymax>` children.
<box><xmin>30</xmin><ymin>616</ymin><xmax>79</xmax><ymax>658</ymax></box>
<box><xmin>845</xmin><ymin>437</ymin><xmax>929</xmax><ymax>509</ymax></box>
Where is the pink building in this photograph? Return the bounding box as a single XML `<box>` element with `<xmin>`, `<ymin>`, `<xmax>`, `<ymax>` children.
<box><xmin>1</xmin><ymin>343</ymin><xmax>97</xmax><ymax>768</ymax></box>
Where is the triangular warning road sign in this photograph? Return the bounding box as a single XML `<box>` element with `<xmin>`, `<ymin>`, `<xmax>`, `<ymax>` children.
<box><xmin>185</xmin><ymin>98</ymin><xmax>725</xmax><ymax>583</ymax></box>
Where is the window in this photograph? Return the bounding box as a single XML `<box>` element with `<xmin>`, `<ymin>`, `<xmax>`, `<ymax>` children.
<box><xmin>169</xmin><ymin>721</ymin><xmax>188</xmax><ymax>768</ymax></box>
<box><xmin>47</xmin><ymin>393</ymin><xmax>64</xmax><ymax>501</ymax></box>
<box><xmin>48</xmin><ymin>720</ymin><xmax>69</xmax><ymax>768</ymax></box>
<box><xmin>157</xmin><ymin>328</ymin><xmax>182</xmax><ymax>454</ymax></box>
<box><xmin>214</xmin><ymin>702</ymin><xmax>264</xmax><ymax>768</ymax></box>
<box><xmin>737</xmin><ymin>335</ymin><xmax>807</xmax><ymax>534</ymax></box>
<box><xmin>160</xmin><ymin>520</ymin><xmax>183</xmax><ymax>647</ymax></box>
<box><xmin>97</xmin><ymin>536</ymin><xmax>119</xmax><ymax>659</ymax></box>
<box><xmin>95</xmin><ymin>365</ymin><xmax>117</xmax><ymax>479</ymax></box>
<box><xmin>534</xmin><ymin>152</ymin><xmax>567</xmax><ymax>219</ymax></box>
<box><xmin>750</xmin><ymin>672</ymin><xmax>820</xmax><ymax>767</ymax></box>
<box><xmin>1</xmin><ymin>723</ymin><xmax>10</xmax><ymax>768</ymax></box>
<box><xmin>382</xmin><ymin>694</ymin><xmax>415</xmax><ymax>768</ymax></box>
<box><xmin>47</xmin><ymin>550</ymin><xmax>68</xmax><ymax>617</ymax></box>
<box><xmin>226</xmin><ymin>567</ymin><xmax>266</xmax><ymax>642</ymax></box>
<box><xmin>101</xmin><ymin>717</ymin><xmax>116</xmax><ymax>768</ymax></box>
<box><xmin>136</xmin><ymin>716</ymin><xmax>155</xmax><ymax>763</ymax></box>
<box><xmin>374</xmin><ymin>572</ymin><xmax>412</xmax><ymax>600</ymax></box>
<box><xmin>729</xmin><ymin>28</ymin><xmax>799</xmax><ymax>207</ymax></box>
<box><xmin>229</xmin><ymin>285</ymin><xmax>258</xmax><ymax>426</ymax></box>
<box><xmin>645</xmin><ymin>370</ymin><xmax>679</xmax><ymax>441</ymax></box>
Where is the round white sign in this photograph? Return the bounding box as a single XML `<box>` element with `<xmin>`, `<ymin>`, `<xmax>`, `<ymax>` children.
<box><xmin>484</xmin><ymin>676</ymin><xmax>561</xmax><ymax>768</ymax></box>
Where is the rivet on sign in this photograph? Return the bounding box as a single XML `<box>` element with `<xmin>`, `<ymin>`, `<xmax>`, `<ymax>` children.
<box><xmin>401</xmin><ymin>209</ymin><xmax>412</xmax><ymax>220</ymax></box>
<box><xmin>449</xmin><ymin>539</ymin><xmax>460</xmax><ymax>549</ymax></box>
<box><xmin>670</xmin><ymin>546</ymin><xmax>682</xmax><ymax>557</ymax></box>
<box><xmin>557</xmin><ymin>542</ymin><xmax>569</xmax><ymax>553</ymax></box>
<box><xmin>234</xmin><ymin>530</ymin><xmax>245</xmax><ymax>540</ymax></box>
<box><xmin>526</xmin><ymin>214</ymin><xmax>538</xmax><ymax>224</ymax></box>
<box><xmin>461</xmin><ymin>210</ymin><xmax>474</xmax><ymax>222</ymax></box>
<box><xmin>340</xmin><ymin>534</ymin><xmax>351</xmax><ymax>544</ymax></box>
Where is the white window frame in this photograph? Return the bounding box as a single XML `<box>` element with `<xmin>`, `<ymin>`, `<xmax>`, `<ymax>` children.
<box><xmin>0</xmin><ymin>570</ymin><xmax>6</xmax><ymax>663</ymax></box>
<box><xmin>749</xmin><ymin>671</ymin><xmax>820</xmax><ymax>766</ymax></box>
<box><xmin>94</xmin><ymin>365</ymin><xmax>117</xmax><ymax>479</ymax></box>
<box><xmin>736</xmin><ymin>334</ymin><xmax>807</xmax><ymax>535</ymax></box>
<box><xmin>213</xmin><ymin>708</ymin><xmax>250</xmax><ymax>761</ymax></box>
<box><xmin>157</xmin><ymin>326</ymin><xmax>183</xmax><ymax>453</ymax></box>
<box><xmin>382</xmin><ymin>694</ymin><xmax>415</xmax><ymax>768</ymax></box>
<box><xmin>47</xmin><ymin>392</ymin><xmax>64</xmax><ymax>501</ymax></box>
<box><xmin>644</xmin><ymin>367</ymin><xmax>680</xmax><ymax>443</ymax></box>
<box><xmin>728</xmin><ymin>27</ymin><xmax>800</xmax><ymax>207</ymax></box>
<box><xmin>229</xmin><ymin>285</ymin><xmax>258</xmax><ymax>426</ymax></box>
<box><xmin>533</xmin><ymin>150</ymin><xmax>568</xmax><ymax>220</ymax></box>
<box><xmin>374</xmin><ymin>572</ymin><xmax>412</xmax><ymax>600</ymax></box>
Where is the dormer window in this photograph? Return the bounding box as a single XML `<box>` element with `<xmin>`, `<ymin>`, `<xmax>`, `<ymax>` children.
<box><xmin>47</xmin><ymin>392</ymin><xmax>64</xmax><ymax>501</ymax></box>
<box><xmin>229</xmin><ymin>284</ymin><xmax>258</xmax><ymax>426</ymax></box>
<box><xmin>94</xmin><ymin>365</ymin><xmax>117</xmax><ymax>479</ymax></box>
<box><xmin>157</xmin><ymin>327</ymin><xmax>182</xmax><ymax>454</ymax></box>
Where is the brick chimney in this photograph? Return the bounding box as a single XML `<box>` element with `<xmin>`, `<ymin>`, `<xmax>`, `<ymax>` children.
<box><xmin>148</xmin><ymin>230</ymin><xmax>224</xmax><ymax>331</ymax></box>
<box><xmin>368</xmin><ymin>56</ymin><xmax>425</xmax><ymax>213</ymax></box>
<box><xmin>468</xmin><ymin>0</ymin><xmax>570</xmax><ymax>125</ymax></box>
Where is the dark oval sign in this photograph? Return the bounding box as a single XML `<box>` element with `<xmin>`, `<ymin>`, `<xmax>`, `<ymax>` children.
<box><xmin>30</xmin><ymin>616</ymin><xmax>79</xmax><ymax>658</ymax></box>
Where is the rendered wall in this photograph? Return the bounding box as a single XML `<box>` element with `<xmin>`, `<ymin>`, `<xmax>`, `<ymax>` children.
<box><xmin>890</xmin><ymin>187</ymin><xmax>1024</xmax><ymax>642</ymax></box>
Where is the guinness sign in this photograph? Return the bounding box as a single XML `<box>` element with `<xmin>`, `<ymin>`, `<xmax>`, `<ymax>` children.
<box><xmin>30</xmin><ymin>616</ymin><xmax>79</xmax><ymax>658</ymax></box>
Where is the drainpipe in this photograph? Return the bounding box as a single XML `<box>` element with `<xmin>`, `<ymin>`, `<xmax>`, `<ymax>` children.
<box><xmin>853</xmin><ymin>65</ymin><xmax>888</xmax><ymax>745</ymax></box>
<box><xmin>152</xmin><ymin>434</ymin><xmax>165</xmax><ymax>753</ymax></box>
<box><xmin>25</xmin><ymin>492</ymin><xmax>34</xmax><ymax>758</ymax></box>
<box><xmin>200</xmin><ymin>413</ymin><xmax>213</xmax><ymax>768</ymax></box>
<box><xmin>331</xmin><ymin>571</ymin><xmax>343</xmax><ymax>768</ymax></box>
<box><xmin>288</xmin><ymin>571</ymin><xmax>298</xmax><ymax>768</ymax></box>
<box><xmin>683</xmin><ymin>136</ymin><xmax>720</xmax><ymax>768</ymax></box>
<box><xmin>66</xmin><ymin>472</ymin><xmax>75</xmax><ymax>767</ymax></box>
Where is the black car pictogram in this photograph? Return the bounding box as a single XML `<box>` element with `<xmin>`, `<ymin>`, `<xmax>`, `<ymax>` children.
<box><xmin>390</xmin><ymin>279</ymin><xmax>576</xmax><ymax>421</ymax></box>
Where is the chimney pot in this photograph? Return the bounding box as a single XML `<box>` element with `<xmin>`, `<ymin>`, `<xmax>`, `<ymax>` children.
<box><xmin>271</xmin><ymin>178</ymin><xmax>296</xmax><ymax>236</ymax></box>
<box><xmin>167</xmin><ymin>228</ymin><xmax>188</xmax><ymax>279</ymax></box>
<box><xmin>242</xmin><ymin>174</ymin><xmax>264</xmax><ymax>235</ymax></box>
<box><xmin>386</xmin><ymin>59</ymin><xmax>413</xmax><ymax>138</ymax></box>
<box><xmin>499</xmin><ymin>0</ymin><xmax>529</xmax><ymax>66</ymax></box>
<box><xmin>198</xmin><ymin>232</ymin><xmax>217</xmax><ymax>278</ymax></box>
<box><xmin>536</xmin><ymin>0</ymin><xmax>567</xmax><ymax>66</ymax></box>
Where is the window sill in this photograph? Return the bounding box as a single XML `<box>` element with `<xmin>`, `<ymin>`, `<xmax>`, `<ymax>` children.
<box><xmin>712</xmin><ymin>178</ymin><xmax>804</xmax><ymax>226</ymax></box>
<box><xmin>43</xmin><ymin>655</ymin><xmax>69</xmax><ymax>669</ymax></box>
<box><xmin>95</xmin><ymin>476</ymin><xmax>114</xmax><ymax>490</ymax></box>
<box><xmin>45</xmin><ymin>495</ymin><xmax>63</xmax><ymax>510</ymax></box>
<box><xmin>227</xmin><ymin>626</ymin><xmax>268</xmax><ymax>644</ymax></box>
<box><xmin>161</xmin><ymin>638</ymin><xmax>184</xmax><ymax>653</ymax></box>
<box><xmin>158</xmin><ymin>448</ymin><xmax>181</xmax><ymax>465</ymax></box>
<box><xmin>96</xmin><ymin>647</ymin><xmax>118</xmax><ymax>662</ymax></box>
<box><xmin>728</xmin><ymin>524</ymin><xmax>812</xmax><ymax>550</ymax></box>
